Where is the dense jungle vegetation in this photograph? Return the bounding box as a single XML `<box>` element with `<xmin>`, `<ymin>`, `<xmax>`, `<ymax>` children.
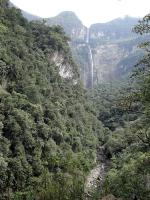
<box><xmin>92</xmin><ymin>15</ymin><xmax>150</xmax><ymax>200</ymax></box>
<box><xmin>0</xmin><ymin>1</ymin><xmax>105</xmax><ymax>199</ymax></box>
<box><xmin>0</xmin><ymin>0</ymin><xmax>149</xmax><ymax>199</ymax></box>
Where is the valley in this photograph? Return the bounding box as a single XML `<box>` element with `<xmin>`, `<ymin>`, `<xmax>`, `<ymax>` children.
<box><xmin>0</xmin><ymin>1</ymin><xmax>149</xmax><ymax>200</ymax></box>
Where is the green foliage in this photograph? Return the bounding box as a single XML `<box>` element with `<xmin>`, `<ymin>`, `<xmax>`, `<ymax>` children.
<box><xmin>104</xmin><ymin>152</ymin><xmax>150</xmax><ymax>200</ymax></box>
<box><xmin>90</xmin><ymin>82</ymin><xmax>140</xmax><ymax>131</ymax></box>
<box><xmin>0</xmin><ymin>2</ymin><xmax>103</xmax><ymax>199</ymax></box>
<box><xmin>98</xmin><ymin>14</ymin><xmax>150</xmax><ymax>200</ymax></box>
<box><xmin>1</xmin><ymin>2</ymin><xmax>149</xmax><ymax>200</ymax></box>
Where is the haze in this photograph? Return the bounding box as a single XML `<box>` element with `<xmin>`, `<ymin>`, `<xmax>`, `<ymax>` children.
<box><xmin>11</xmin><ymin>0</ymin><xmax>150</xmax><ymax>26</ymax></box>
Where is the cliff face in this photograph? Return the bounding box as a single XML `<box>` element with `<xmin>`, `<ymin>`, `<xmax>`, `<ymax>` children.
<box><xmin>91</xmin><ymin>42</ymin><xmax>140</xmax><ymax>82</ymax></box>
<box><xmin>46</xmin><ymin>13</ymin><xmax>142</xmax><ymax>87</ymax></box>
<box><xmin>46</xmin><ymin>12</ymin><xmax>92</xmax><ymax>87</ymax></box>
<box><xmin>50</xmin><ymin>51</ymin><xmax>75</xmax><ymax>79</ymax></box>
<box><xmin>89</xmin><ymin>17</ymin><xmax>142</xmax><ymax>83</ymax></box>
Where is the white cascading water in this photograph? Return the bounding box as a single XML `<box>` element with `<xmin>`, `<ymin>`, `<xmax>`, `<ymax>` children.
<box><xmin>86</xmin><ymin>28</ymin><xmax>94</xmax><ymax>88</ymax></box>
<box><xmin>86</xmin><ymin>28</ymin><xmax>90</xmax><ymax>44</ymax></box>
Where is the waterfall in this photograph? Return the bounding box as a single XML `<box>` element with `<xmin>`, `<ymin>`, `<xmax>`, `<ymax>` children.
<box><xmin>86</xmin><ymin>28</ymin><xmax>89</xmax><ymax>44</ymax></box>
<box><xmin>86</xmin><ymin>28</ymin><xmax>94</xmax><ymax>88</ymax></box>
<box><xmin>88</xmin><ymin>46</ymin><xmax>94</xmax><ymax>88</ymax></box>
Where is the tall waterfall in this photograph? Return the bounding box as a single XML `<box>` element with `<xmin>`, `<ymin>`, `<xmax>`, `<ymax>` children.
<box><xmin>86</xmin><ymin>28</ymin><xmax>90</xmax><ymax>44</ymax></box>
<box><xmin>86</xmin><ymin>28</ymin><xmax>94</xmax><ymax>88</ymax></box>
<box><xmin>88</xmin><ymin>46</ymin><xmax>94</xmax><ymax>88</ymax></box>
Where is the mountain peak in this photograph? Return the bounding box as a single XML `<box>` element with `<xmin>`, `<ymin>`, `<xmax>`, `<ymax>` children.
<box><xmin>46</xmin><ymin>11</ymin><xmax>86</xmax><ymax>40</ymax></box>
<box><xmin>57</xmin><ymin>11</ymin><xmax>79</xmax><ymax>18</ymax></box>
<box><xmin>46</xmin><ymin>11</ymin><xmax>83</xmax><ymax>27</ymax></box>
<box><xmin>109</xmin><ymin>16</ymin><xmax>139</xmax><ymax>25</ymax></box>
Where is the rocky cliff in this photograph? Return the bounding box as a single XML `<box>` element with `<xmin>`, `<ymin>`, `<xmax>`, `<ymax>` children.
<box><xmin>46</xmin><ymin>12</ymin><xmax>93</xmax><ymax>88</ymax></box>
<box><xmin>46</xmin><ymin>13</ymin><xmax>144</xmax><ymax>87</ymax></box>
<box><xmin>89</xmin><ymin>17</ymin><xmax>143</xmax><ymax>83</ymax></box>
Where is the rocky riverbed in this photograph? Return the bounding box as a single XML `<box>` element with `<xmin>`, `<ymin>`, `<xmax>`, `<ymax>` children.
<box><xmin>84</xmin><ymin>144</ymin><xmax>110</xmax><ymax>199</ymax></box>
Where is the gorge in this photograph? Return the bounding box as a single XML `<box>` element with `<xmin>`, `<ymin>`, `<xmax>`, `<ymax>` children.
<box><xmin>0</xmin><ymin>1</ymin><xmax>150</xmax><ymax>200</ymax></box>
<box><xmin>46</xmin><ymin>12</ymin><xmax>144</xmax><ymax>88</ymax></box>
<box><xmin>9</xmin><ymin>3</ymin><xmax>145</xmax><ymax>88</ymax></box>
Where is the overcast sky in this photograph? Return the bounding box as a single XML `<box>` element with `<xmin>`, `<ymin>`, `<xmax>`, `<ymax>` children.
<box><xmin>11</xmin><ymin>0</ymin><xmax>150</xmax><ymax>26</ymax></box>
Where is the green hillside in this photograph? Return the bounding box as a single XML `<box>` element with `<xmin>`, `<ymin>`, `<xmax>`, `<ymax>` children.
<box><xmin>0</xmin><ymin>1</ymin><xmax>150</xmax><ymax>200</ymax></box>
<box><xmin>0</xmin><ymin>1</ymin><xmax>104</xmax><ymax>199</ymax></box>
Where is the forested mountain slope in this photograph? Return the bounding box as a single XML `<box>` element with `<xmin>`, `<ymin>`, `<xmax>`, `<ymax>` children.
<box><xmin>11</xmin><ymin>6</ymin><xmax>147</xmax><ymax>88</ymax></box>
<box><xmin>89</xmin><ymin>80</ymin><xmax>150</xmax><ymax>200</ymax></box>
<box><xmin>0</xmin><ymin>1</ymin><xmax>150</xmax><ymax>200</ymax></box>
<box><xmin>0</xmin><ymin>1</ymin><xmax>104</xmax><ymax>199</ymax></box>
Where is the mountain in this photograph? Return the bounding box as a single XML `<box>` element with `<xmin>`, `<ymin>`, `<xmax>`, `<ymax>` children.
<box><xmin>46</xmin><ymin>13</ymin><xmax>143</xmax><ymax>87</ymax></box>
<box><xmin>0</xmin><ymin>1</ymin><xmax>103</xmax><ymax>198</ymax></box>
<box><xmin>89</xmin><ymin>16</ymin><xmax>144</xmax><ymax>83</ymax></box>
<box><xmin>1</xmin><ymin>2</ymin><xmax>149</xmax><ymax>199</ymax></box>
<box><xmin>46</xmin><ymin>12</ymin><xmax>92</xmax><ymax>87</ymax></box>
<box><xmin>8</xmin><ymin>5</ymin><xmax>146</xmax><ymax>87</ymax></box>
<box><xmin>46</xmin><ymin>11</ymin><xmax>86</xmax><ymax>42</ymax></box>
<box><xmin>90</xmin><ymin>16</ymin><xmax>138</xmax><ymax>42</ymax></box>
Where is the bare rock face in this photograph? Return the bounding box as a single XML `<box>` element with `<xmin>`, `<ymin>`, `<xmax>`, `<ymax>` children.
<box><xmin>91</xmin><ymin>42</ymin><xmax>140</xmax><ymax>83</ymax></box>
<box><xmin>50</xmin><ymin>51</ymin><xmax>73</xmax><ymax>79</ymax></box>
<box><xmin>46</xmin><ymin>12</ymin><xmax>90</xmax><ymax>86</ymax></box>
<box><xmin>49</xmin><ymin>51</ymin><xmax>78</xmax><ymax>85</ymax></box>
<box><xmin>70</xmin><ymin>27</ymin><xmax>87</xmax><ymax>41</ymax></box>
<box><xmin>89</xmin><ymin>17</ymin><xmax>143</xmax><ymax>84</ymax></box>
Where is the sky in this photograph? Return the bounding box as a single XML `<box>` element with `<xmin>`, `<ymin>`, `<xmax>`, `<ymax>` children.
<box><xmin>11</xmin><ymin>0</ymin><xmax>150</xmax><ymax>26</ymax></box>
